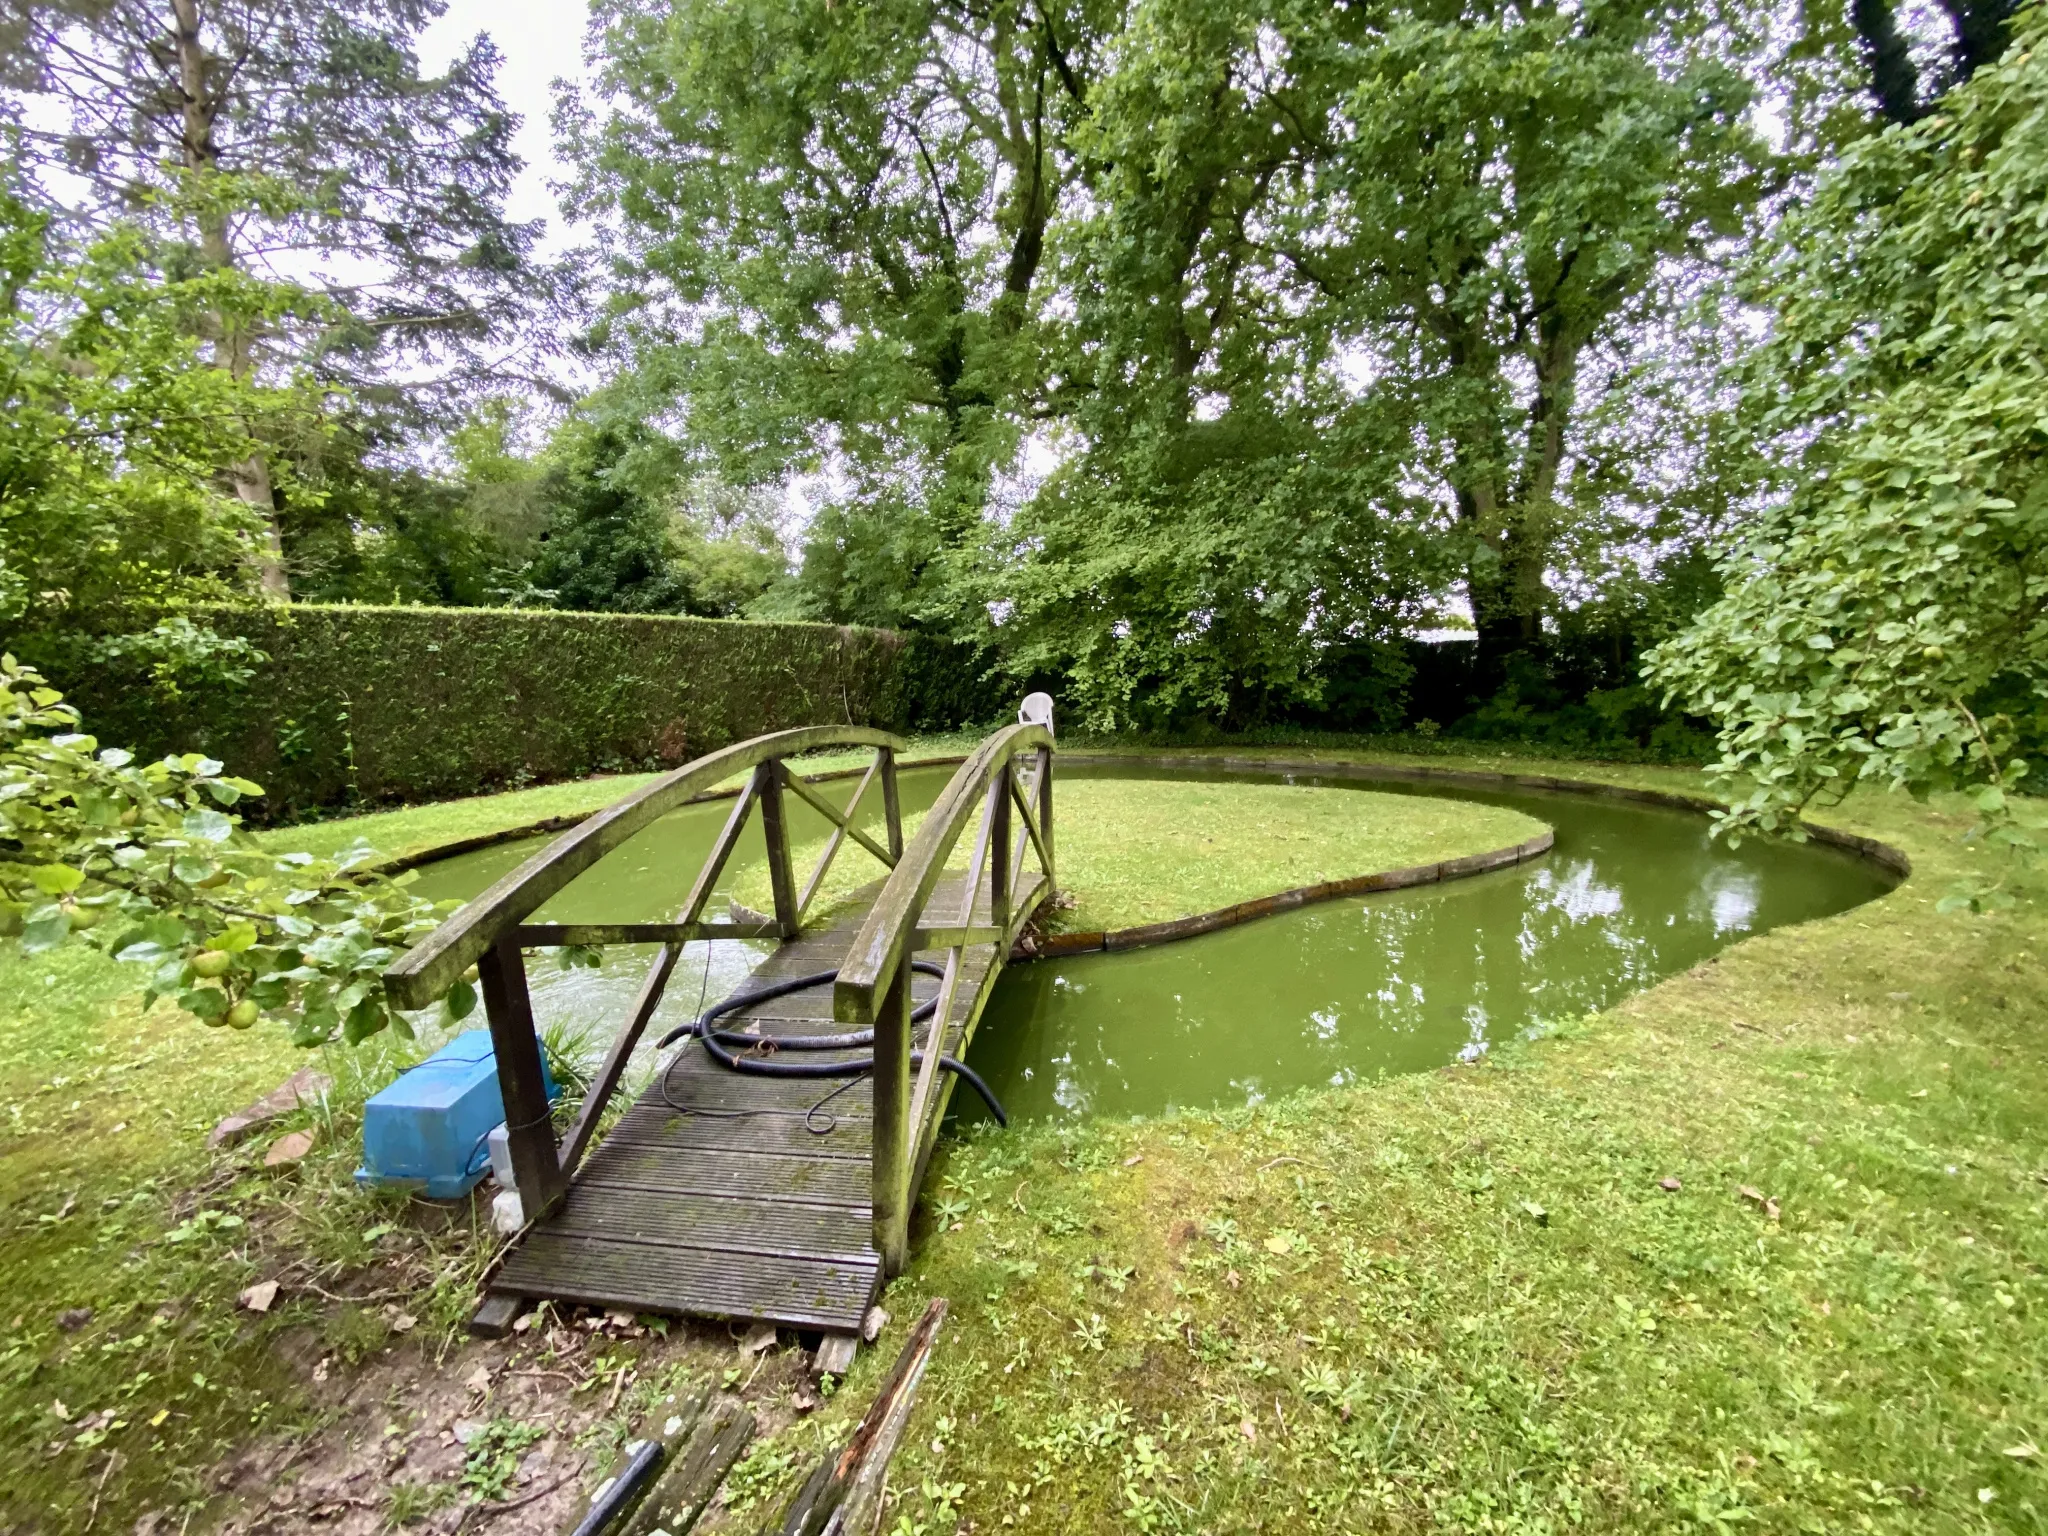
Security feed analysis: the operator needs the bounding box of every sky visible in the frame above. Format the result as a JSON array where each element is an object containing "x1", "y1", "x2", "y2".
[{"x1": 417, "y1": 0, "x2": 594, "y2": 254}]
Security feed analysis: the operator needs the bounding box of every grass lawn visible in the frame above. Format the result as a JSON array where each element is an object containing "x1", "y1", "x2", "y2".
[
  {"x1": 1, "y1": 742, "x2": 2042, "y2": 1532},
  {"x1": 1045, "y1": 778, "x2": 1545, "y2": 932},
  {"x1": 738, "y1": 776, "x2": 1547, "y2": 935}
]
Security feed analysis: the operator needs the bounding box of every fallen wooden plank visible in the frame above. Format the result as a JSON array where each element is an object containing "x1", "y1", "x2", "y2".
[
  {"x1": 619, "y1": 1397, "x2": 755, "y2": 1536},
  {"x1": 468, "y1": 1291, "x2": 525, "y2": 1339},
  {"x1": 772, "y1": 1297, "x2": 948, "y2": 1536}
]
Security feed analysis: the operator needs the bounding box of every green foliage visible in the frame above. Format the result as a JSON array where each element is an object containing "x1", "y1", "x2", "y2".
[
  {"x1": 0, "y1": 193, "x2": 311, "y2": 657},
  {"x1": 1650, "y1": 10, "x2": 2048, "y2": 897},
  {"x1": 0, "y1": 655, "x2": 458, "y2": 1043},
  {"x1": 571, "y1": 0, "x2": 1777, "y2": 720},
  {"x1": 460, "y1": 1419, "x2": 546, "y2": 1501},
  {"x1": 53, "y1": 602, "x2": 909, "y2": 817},
  {"x1": 3, "y1": 0, "x2": 556, "y2": 428}
]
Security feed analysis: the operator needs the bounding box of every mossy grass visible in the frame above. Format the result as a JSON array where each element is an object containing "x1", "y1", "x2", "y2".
[
  {"x1": 260, "y1": 733, "x2": 987, "y2": 867},
  {"x1": 734, "y1": 769, "x2": 1545, "y2": 933},
  {"x1": 1045, "y1": 778, "x2": 1545, "y2": 932},
  {"x1": 3, "y1": 739, "x2": 2043, "y2": 1531}
]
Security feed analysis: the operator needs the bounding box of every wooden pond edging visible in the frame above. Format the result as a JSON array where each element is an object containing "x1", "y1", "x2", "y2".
[
  {"x1": 1023, "y1": 827, "x2": 1556, "y2": 960},
  {"x1": 1054, "y1": 749, "x2": 1915, "y2": 874}
]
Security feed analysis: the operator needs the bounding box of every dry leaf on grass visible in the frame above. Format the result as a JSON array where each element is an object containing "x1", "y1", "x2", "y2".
[{"x1": 238, "y1": 1280, "x2": 279, "y2": 1314}]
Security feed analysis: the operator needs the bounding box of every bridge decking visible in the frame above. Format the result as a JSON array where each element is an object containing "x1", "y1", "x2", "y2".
[{"x1": 487, "y1": 872, "x2": 1039, "y2": 1332}]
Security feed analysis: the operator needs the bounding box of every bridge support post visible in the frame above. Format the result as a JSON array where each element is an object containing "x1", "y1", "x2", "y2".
[
  {"x1": 1037, "y1": 744, "x2": 1054, "y2": 887},
  {"x1": 755, "y1": 761, "x2": 801, "y2": 939},
  {"x1": 990, "y1": 761, "x2": 1012, "y2": 932},
  {"x1": 880, "y1": 747, "x2": 903, "y2": 862},
  {"x1": 870, "y1": 951, "x2": 914, "y2": 1275},
  {"x1": 477, "y1": 935, "x2": 565, "y2": 1215}
]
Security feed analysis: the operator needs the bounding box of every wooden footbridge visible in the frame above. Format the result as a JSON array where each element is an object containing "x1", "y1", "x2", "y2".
[{"x1": 382, "y1": 705, "x2": 1056, "y2": 1343}]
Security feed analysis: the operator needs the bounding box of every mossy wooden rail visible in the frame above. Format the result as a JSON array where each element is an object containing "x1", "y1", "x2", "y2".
[{"x1": 382, "y1": 711, "x2": 1056, "y2": 1338}]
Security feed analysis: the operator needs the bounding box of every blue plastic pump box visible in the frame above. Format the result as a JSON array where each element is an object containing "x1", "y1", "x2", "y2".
[{"x1": 355, "y1": 1030, "x2": 557, "y2": 1199}]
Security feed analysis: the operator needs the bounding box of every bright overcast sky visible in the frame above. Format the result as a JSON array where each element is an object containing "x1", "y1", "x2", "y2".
[{"x1": 418, "y1": 0, "x2": 594, "y2": 252}]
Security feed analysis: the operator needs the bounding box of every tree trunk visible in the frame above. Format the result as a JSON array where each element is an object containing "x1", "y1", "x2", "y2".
[{"x1": 172, "y1": 0, "x2": 290, "y2": 598}]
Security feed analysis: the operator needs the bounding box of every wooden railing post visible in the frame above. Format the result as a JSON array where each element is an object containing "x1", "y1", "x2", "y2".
[
  {"x1": 989, "y1": 758, "x2": 1012, "y2": 932},
  {"x1": 871, "y1": 952, "x2": 914, "y2": 1274},
  {"x1": 1037, "y1": 744, "x2": 1054, "y2": 887},
  {"x1": 880, "y1": 746, "x2": 903, "y2": 862},
  {"x1": 476, "y1": 935, "x2": 565, "y2": 1214},
  {"x1": 755, "y1": 760, "x2": 801, "y2": 939}
]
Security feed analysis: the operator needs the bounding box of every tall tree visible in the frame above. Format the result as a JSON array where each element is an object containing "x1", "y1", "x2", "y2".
[
  {"x1": 0, "y1": 190, "x2": 312, "y2": 683},
  {"x1": 0, "y1": 0, "x2": 556, "y2": 594},
  {"x1": 561, "y1": 0, "x2": 1114, "y2": 624},
  {"x1": 994, "y1": 0, "x2": 1771, "y2": 721}
]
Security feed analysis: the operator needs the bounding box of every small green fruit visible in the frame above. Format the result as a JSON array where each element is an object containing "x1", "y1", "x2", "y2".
[
  {"x1": 64, "y1": 903, "x2": 103, "y2": 931},
  {"x1": 190, "y1": 950, "x2": 233, "y2": 979},
  {"x1": 225, "y1": 999, "x2": 260, "y2": 1030}
]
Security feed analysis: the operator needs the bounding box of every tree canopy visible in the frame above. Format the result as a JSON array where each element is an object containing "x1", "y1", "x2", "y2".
[{"x1": 1650, "y1": 5, "x2": 2048, "y2": 892}]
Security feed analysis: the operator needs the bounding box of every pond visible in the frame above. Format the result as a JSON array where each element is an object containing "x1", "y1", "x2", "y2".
[{"x1": 407, "y1": 762, "x2": 1896, "y2": 1126}]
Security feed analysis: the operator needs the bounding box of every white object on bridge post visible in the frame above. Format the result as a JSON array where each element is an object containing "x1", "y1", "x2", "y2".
[{"x1": 1018, "y1": 692, "x2": 1055, "y2": 734}]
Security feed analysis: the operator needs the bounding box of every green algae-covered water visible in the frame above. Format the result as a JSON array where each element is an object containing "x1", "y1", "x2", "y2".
[{"x1": 409, "y1": 763, "x2": 1895, "y2": 1126}]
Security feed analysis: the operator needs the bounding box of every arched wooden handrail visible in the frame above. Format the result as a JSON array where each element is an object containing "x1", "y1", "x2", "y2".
[
  {"x1": 380, "y1": 724, "x2": 907, "y2": 1213},
  {"x1": 385, "y1": 724, "x2": 903, "y2": 1008},
  {"x1": 834, "y1": 718, "x2": 1056, "y2": 1270}
]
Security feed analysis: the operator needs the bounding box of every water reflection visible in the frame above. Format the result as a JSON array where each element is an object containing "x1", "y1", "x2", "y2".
[{"x1": 961, "y1": 768, "x2": 1895, "y2": 1124}]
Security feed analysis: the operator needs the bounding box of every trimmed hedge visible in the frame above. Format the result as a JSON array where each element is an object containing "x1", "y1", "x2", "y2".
[{"x1": 59, "y1": 604, "x2": 912, "y2": 819}]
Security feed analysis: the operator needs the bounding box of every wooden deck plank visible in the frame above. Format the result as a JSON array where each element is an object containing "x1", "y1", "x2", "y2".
[
  {"x1": 604, "y1": 1100, "x2": 875, "y2": 1153},
  {"x1": 572, "y1": 1141, "x2": 874, "y2": 1201},
  {"x1": 540, "y1": 1187, "x2": 871, "y2": 1257},
  {"x1": 495, "y1": 1233, "x2": 879, "y2": 1330}
]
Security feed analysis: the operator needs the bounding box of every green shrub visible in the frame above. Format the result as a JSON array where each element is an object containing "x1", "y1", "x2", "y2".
[{"x1": 50, "y1": 603, "x2": 909, "y2": 818}]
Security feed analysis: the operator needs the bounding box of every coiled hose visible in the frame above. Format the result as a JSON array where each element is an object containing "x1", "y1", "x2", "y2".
[{"x1": 655, "y1": 960, "x2": 1008, "y2": 1128}]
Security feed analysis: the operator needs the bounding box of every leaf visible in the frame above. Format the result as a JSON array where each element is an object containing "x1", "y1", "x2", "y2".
[
  {"x1": 28, "y1": 864, "x2": 83, "y2": 896},
  {"x1": 444, "y1": 977, "x2": 478, "y2": 1022},
  {"x1": 179, "y1": 987, "x2": 228, "y2": 1020},
  {"x1": 1520, "y1": 1201, "x2": 1549, "y2": 1226},
  {"x1": 181, "y1": 809, "x2": 234, "y2": 843},
  {"x1": 20, "y1": 907, "x2": 73, "y2": 952}
]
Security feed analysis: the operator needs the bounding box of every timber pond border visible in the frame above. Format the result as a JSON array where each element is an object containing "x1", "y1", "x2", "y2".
[
  {"x1": 374, "y1": 750, "x2": 1912, "y2": 952},
  {"x1": 1014, "y1": 751, "x2": 1911, "y2": 960}
]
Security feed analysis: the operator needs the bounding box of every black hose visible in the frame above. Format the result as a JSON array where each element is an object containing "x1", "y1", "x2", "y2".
[{"x1": 655, "y1": 960, "x2": 1009, "y2": 1126}]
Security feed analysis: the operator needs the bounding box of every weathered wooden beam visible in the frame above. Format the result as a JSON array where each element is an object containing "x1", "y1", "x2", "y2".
[
  {"x1": 476, "y1": 936, "x2": 564, "y2": 1215},
  {"x1": 989, "y1": 761, "x2": 1012, "y2": 936},
  {"x1": 833, "y1": 723, "x2": 1052, "y2": 1025},
  {"x1": 383, "y1": 724, "x2": 904, "y2": 1009},
  {"x1": 772, "y1": 1299, "x2": 949, "y2": 1536},
  {"x1": 784, "y1": 762, "x2": 896, "y2": 871},
  {"x1": 617, "y1": 1398, "x2": 755, "y2": 1536},
  {"x1": 468, "y1": 1291, "x2": 525, "y2": 1339},
  {"x1": 675, "y1": 770, "x2": 760, "y2": 930},
  {"x1": 558, "y1": 940, "x2": 682, "y2": 1181},
  {"x1": 870, "y1": 955, "x2": 914, "y2": 1275},
  {"x1": 1007, "y1": 765, "x2": 1050, "y2": 881},
  {"x1": 756, "y1": 761, "x2": 801, "y2": 941},
  {"x1": 509, "y1": 921, "x2": 779, "y2": 947},
  {"x1": 908, "y1": 924, "x2": 1001, "y2": 949},
  {"x1": 881, "y1": 747, "x2": 903, "y2": 862},
  {"x1": 795, "y1": 755, "x2": 889, "y2": 925},
  {"x1": 1036, "y1": 743, "x2": 1055, "y2": 887}
]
